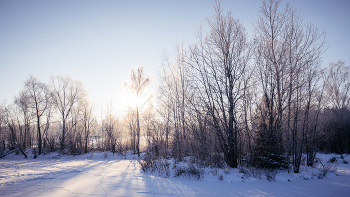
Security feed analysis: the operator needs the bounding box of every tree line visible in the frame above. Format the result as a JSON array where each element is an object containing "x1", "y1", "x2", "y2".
[
  {"x1": 154, "y1": 0, "x2": 350, "y2": 173},
  {"x1": 1, "y1": 0, "x2": 349, "y2": 173}
]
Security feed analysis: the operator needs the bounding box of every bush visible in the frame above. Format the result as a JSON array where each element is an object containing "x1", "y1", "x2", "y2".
[
  {"x1": 318, "y1": 162, "x2": 337, "y2": 179},
  {"x1": 173, "y1": 163, "x2": 203, "y2": 180},
  {"x1": 239, "y1": 167, "x2": 250, "y2": 180},
  {"x1": 265, "y1": 170, "x2": 276, "y2": 182},
  {"x1": 328, "y1": 157, "x2": 337, "y2": 163},
  {"x1": 103, "y1": 152, "x2": 108, "y2": 158},
  {"x1": 42, "y1": 148, "x2": 50, "y2": 155},
  {"x1": 139, "y1": 151, "x2": 170, "y2": 177},
  {"x1": 206, "y1": 153, "x2": 226, "y2": 169},
  {"x1": 210, "y1": 167, "x2": 219, "y2": 176},
  {"x1": 32, "y1": 149, "x2": 37, "y2": 159},
  {"x1": 239, "y1": 167, "x2": 277, "y2": 181},
  {"x1": 187, "y1": 164, "x2": 203, "y2": 180},
  {"x1": 224, "y1": 167, "x2": 230, "y2": 174},
  {"x1": 239, "y1": 167, "x2": 246, "y2": 174},
  {"x1": 239, "y1": 167, "x2": 264, "y2": 180},
  {"x1": 251, "y1": 153, "x2": 288, "y2": 169},
  {"x1": 173, "y1": 165, "x2": 186, "y2": 177},
  {"x1": 157, "y1": 160, "x2": 170, "y2": 177},
  {"x1": 139, "y1": 152, "x2": 155, "y2": 172},
  {"x1": 342, "y1": 160, "x2": 348, "y2": 164},
  {"x1": 313, "y1": 157, "x2": 321, "y2": 167}
]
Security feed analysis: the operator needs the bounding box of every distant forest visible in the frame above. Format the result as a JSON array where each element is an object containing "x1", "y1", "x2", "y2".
[{"x1": 1, "y1": 0, "x2": 349, "y2": 173}]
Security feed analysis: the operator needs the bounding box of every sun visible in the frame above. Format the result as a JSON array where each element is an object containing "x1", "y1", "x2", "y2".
[{"x1": 118, "y1": 87, "x2": 153, "y2": 111}]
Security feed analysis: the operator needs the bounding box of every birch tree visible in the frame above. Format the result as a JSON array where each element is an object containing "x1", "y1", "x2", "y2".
[
  {"x1": 24, "y1": 76, "x2": 52, "y2": 155},
  {"x1": 254, "y1": 0, "x2": 326, "y2": 172},
  {"x1": 124, "y1": 66, "x2": 151, "y2": 156},
  {"x1": 50, "y1": 76, "x2": 84, "y2": 152},
  {"x1": 188, "y1": 1, "x2": 252, "y2": 168}
]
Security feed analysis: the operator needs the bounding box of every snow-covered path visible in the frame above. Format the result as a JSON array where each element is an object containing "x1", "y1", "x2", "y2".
[{"x1": 1, "y1": 154, "x2": 350, "y2": 196}]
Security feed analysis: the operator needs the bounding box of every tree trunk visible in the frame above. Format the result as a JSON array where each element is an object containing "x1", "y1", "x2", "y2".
[
  {"x1": 136, "y1": 106, "x2": 140, "y2": 157},
  {"x1": 37, "y1": 115, "x2": 42, "y2": 155},
  {"x1": 61, "y1": 118, "x2": 65, "y2": 151}
]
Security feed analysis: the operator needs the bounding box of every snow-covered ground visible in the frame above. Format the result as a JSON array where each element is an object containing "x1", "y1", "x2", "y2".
[{"x1": 1, "y1": 151, "x2": 350, "y2": 197}]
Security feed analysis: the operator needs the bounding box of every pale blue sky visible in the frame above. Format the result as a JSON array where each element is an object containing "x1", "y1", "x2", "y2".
[{"x1": 1, "y1": 0, "x2": 349, "y2": 112}]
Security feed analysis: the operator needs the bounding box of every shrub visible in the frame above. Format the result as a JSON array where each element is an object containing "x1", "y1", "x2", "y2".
[
  {"x1": 139, "y1": 151, "x2": 170, "y2": 177},
  {"x1": 318, "y1": 162, "x2": 337, "y2": 179},
  {"x1": 328, "y1": 157, "x2": 337, "y2": 163},
  {"x1": 239, "y1": 167, "x2": 250, "y2": 180},
  {"x1": 239, "y1": 168, "x2": 245, "y2": 173},
  {"x1": 224, "y1": 168, "x2": 230, "y2": 174},
  {"x1": 32, "y1": 149, "x2": 37, "y2": 159},
  {"x1": 251, "y1": 169, "x2": 262, "y2": 179},
  {"x1": 239, "y1": 167, "x2": 277, "y2": 181},
  {"x1": 173, "y1": 163, "x2": 203, "y2": 180},
  {"x1": 251, "y1": 153, "x2": 288, "y2": 169},
  {"x1": 42, "y1": 148, "x2": 50, "y2": 155},
  {"x1": 139, "y1": 151, "x2": 157, "y2": 172},
  {"x1": 313, "y1": 157, "x2": 321, "y2": 167},
  {"x1": 210, "y1": 167, "x2": 219, "y2": 176},
  {"x1": 206, "y1": 153, "x2": 226, "y2": 169},
  {"x1": 173, "y1": 165, "x2": 186, "y2": 177},
  {"x1": 265, "y1": 170, "x2": 276, "y2": 182},
  {"x1": 156, "y1": 160, "x2": 170, "y2": 177},
  {"x1": 88, "y1": 153, "x2": 94, "y2": 159},
  {"x1": 103, "y1": 152, "x2": 108, "y2": 158},
  {"x1": 239, "y1": 167, "x2": 264, "y2": 180},
  {"x1": 301, "y1": 155, "x2": 306, "y2": 166},
  {"x1": 187, "y1": 164, "x2": 203, "y2": 180}
]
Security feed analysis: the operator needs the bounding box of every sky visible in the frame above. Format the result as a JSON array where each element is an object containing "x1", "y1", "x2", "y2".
[{"x1": 1, "y1": 0, "x2": 349, "y2": 114}]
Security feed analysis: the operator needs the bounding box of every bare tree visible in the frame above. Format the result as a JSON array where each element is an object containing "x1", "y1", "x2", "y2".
[
  {"x1": 158, "y1": 47, "x2": 190, "y2": 161},
  {"x1": 0, "y1": 104, "x2": 5, "y2": 155},
  {"x1": 157, "y1": 65, "x2": 174, "y2": 158},
  {"x1": 325, "y1": 60, "x2": 350, "y2": 110},
  {"x1": 125, "y1": 107, "x2": 137, "y2": 153},
  {"x1": 24, "y1": 76, "x2": 52, "y2": 155},
  {"x1": 3, "y1": 103, "x2": 28, "y2": 158},
  {"x1": 187, "y1": 1, "x2": 252, "y2": 168},
  {"x1": 14, "y1": 91, "x2": 34, "y2": 150},
  {"x1": 66, "y1": 100, "x2": 83, "y2": 154},
  {"x1": 101, "y1": 104, "x2": 121, "y2": 154},
  {"x1": 124, "y1": 66, "x2": 151, "y2": 156},
  {"x1": 321, "y1": 60, "x2": 350, "y2": 154},
  {"x1": 81, "y1": 100, "x2": 95, "y2": 153},
  {"x1": 50, "y1": 76, "x2": 84, "y2": 152},
  {"x1": 254, "y1": 0, "x2": 326, "y2": 172}
]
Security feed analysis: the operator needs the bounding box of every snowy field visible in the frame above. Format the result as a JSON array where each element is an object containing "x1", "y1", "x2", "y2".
[{"x1": 1, "y1": 151, "x2": 350, "y2": 197}]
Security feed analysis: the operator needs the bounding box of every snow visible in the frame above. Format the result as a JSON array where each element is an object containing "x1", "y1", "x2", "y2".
[{"x1": 1, "y1": 151, "x2": 350, "y2": 196}]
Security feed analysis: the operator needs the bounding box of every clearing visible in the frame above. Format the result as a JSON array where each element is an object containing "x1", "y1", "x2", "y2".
[{"x1": 1, "y1": 151, "x2": 350, "y2": 196}]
